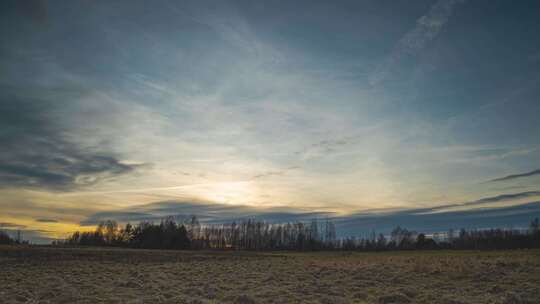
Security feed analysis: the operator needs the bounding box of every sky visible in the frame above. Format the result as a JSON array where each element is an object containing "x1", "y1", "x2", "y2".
[{"x1": 1, "y1": 0, "x2": 540, "y2": 243}]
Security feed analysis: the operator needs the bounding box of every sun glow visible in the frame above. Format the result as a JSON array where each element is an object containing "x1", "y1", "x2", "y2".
[{"x1": 196, "y1": 181, "x2": 257, "y2": 205}]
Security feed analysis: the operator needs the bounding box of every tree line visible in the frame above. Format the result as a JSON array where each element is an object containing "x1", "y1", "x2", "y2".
[
  {"x1": 0, "y1": 230, "x2": 28, "y2": 245},
  {"x1": 339, "y1": 219, "x2": 540, "y2": 251},
  {"x1": 60, "y1": 216, "x2": 540, "y2": 251},
  {"x1": 0, "y1": 231, "x2": 15, "y2": 245},
  {"x1": 61, "y1": 216, "x2": 337, "y2": 250}
]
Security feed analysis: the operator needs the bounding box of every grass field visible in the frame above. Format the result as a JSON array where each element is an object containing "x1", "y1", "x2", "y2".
[{"x1": 1, "y1": 246, "x2": 539, "y2": 303}]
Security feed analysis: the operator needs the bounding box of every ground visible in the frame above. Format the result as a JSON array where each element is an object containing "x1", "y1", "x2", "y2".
[{"x1": 0, "y1": 246, "x2": 539, "y2": 304}]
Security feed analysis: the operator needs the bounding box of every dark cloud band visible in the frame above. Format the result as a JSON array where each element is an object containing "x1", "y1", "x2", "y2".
[
  {"x1": 35, "y1": 218, "x2": 59, "y2": 223},
  {"x1": 0, "y1": 86, "x2": 139, "y2": 189},
  {"x1": 489, "y1": 169, "x2": 540, "y2": 183},
  {"x1": 81, "y1": 200, "x2": 333, "y2": 226}
]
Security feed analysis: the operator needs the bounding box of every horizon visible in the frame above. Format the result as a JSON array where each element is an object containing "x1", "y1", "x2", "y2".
[
  {"x1": 1, "y1": 0, "x2": 540, "y2": 244},
  {"x1": 3, "y1": 200, "x2": 540, "y2": 244}
]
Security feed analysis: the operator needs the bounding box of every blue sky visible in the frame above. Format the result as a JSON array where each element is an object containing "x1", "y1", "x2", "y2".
[{"x1": 1, "y1": 0, "x2": 540, "y2": 242}]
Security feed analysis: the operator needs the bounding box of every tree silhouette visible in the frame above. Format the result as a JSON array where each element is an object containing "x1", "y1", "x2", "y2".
[
  {"x1": 61, "y1": 217, "x2": 540, "y2": 251},
  {"x1": 0, "y1": 230, "x2": 14, "y2": 245}
]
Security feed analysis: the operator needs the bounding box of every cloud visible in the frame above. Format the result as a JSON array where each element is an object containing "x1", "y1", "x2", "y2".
[
  {"x1": 333, "y1": 191, "x2": 540, "y2": 237},
  {"x1": 81, "y1": 211, "x2": 155, "y2": 226},
  {"x1": 400, "y1": 0, "x2": 465, "y2": 52},
  {"x1": 35, "y1": 218, "x2": 59, "y2": 223},
  {"x1": 369, "y1": 0, "x2": 466, "y2": 86},
  {"x1": 489, "y1": 169, "x2": 540, "y2": 183},
  {"x1": 179, "y1": 1, "x2": 281, "y2": 64},
  {"x1": 251, "y1": 171, "x2": 286, "y2": 180},
  {"x1": 81, "y1": 200, "x2": 333, "y2": 226},
  {"x1": 0, "y1": 156, "x2": 137, "y2": 190},
  {"x1": 294, "y1": 136, "x2": 357, "y2": 161},
  {"x1": 0, "y1": 222, "x2": 26, "y2": 229},
  {"x1": 425, "y1": 191, "x2": 540, "y2": 213},
  {"x1": 337, "y1": 201, "x2": 540, "y2": 237},
  {"x1": 464, "y1": 191, "x2": 540, "y2": 205},
  {"x1": 0, "y1": 86, "x2": 140, "y2": 190},
  {"x1": 251, "y1": 166, "x2": 300, "y2": 180}
]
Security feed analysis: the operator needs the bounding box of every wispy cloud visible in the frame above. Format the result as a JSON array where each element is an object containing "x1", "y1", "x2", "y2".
[
  {"x1": 489, "y1": 169, "x2": 540, "y2": 183},
  {"x1": 250, "y1": 166, "x2": 300, "y2": 180},
  {"x1": 295, "y1": 138, "x2": 351, "y2": 160},
  {"x1": 369, "y1": 0, "x2": 466, "y2": 86}
]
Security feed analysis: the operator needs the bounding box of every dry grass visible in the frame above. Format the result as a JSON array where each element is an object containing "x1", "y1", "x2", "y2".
[{"x1": 1, "y1": 246, "x2": 539, "y2": 303}]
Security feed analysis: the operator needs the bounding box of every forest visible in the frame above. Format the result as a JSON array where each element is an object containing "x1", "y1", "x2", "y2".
[{"x1": 55, "y1": 216, "x2": 540, "y2": 251}]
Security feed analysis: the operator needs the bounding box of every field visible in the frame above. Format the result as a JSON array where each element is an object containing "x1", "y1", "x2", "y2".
[{"x1": 1, "y1": 246, "x2": 539, "y2": 304}]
